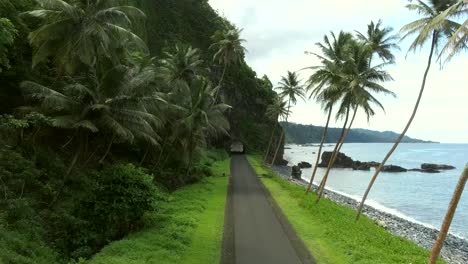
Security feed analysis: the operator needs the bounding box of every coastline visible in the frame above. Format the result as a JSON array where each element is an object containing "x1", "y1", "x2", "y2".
[{"x1": 272, "y1": 165, "x2": 468, "y2": 264}]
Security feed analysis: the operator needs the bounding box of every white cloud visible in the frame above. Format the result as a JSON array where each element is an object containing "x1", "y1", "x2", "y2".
[{"x1": 209, "y1": 0, "x2": 468, "y2": 143}]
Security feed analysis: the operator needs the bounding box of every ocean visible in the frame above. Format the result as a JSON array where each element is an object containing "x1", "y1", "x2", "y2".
[{"x1": 283, "y1": 143, "x2": 468, "y2": 239}]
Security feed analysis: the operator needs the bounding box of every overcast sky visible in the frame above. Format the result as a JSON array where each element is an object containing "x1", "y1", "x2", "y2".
[{"x1": 208, "y1": 0, "x2": 468, "y2": 143}]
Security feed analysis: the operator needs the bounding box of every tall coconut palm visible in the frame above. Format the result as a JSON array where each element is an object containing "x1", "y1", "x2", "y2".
[
  {"x1": 433, "y1": 0, "x2": 468, "y2": 62},
  {"x1": 316, "y1": 40, "x2": 394, "y2": 203},
  {"x1": 209, "y1": 25, "x2": 247, "y2": 98},
  {"x1": 270, "y1": 71, "x2": 306, "y2": 166},
  {"x1": 303, "y1": 31, "x2": 354, "y2": 193},
  {"x1": 264, "y1": 96, "x2": 289, "y2": 163},
  {"x1": 356, "y1": 19, "x2": 400, "y2": 65},
  {"x1": 173, "y1": 77, "x2": 231, "y2": 174},
  {"x1": 428, "y1": 164, "x2": 468, "y2": 264},
  {"x1": 357, "y1": 0, "x2": 464, "y2": 220},
  {"x1": 159, "y1": 44, "x2": 204, "y2": 84},
  {"x1": 24, "y1": 0, "x2": 147, "y2": 74}
]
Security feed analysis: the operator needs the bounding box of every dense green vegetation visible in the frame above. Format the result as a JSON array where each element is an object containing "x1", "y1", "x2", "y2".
[
  {"x1": 247, "y1": 155, "x2": 446, "y2": 264},
  {"x1": 282, "y1": 122, "x2": 434, "y2": 144},
  {"x1": 89, "y1": 152, "x2": 229, "y2": 264},
  {"x1": 0, "y1": 0, "x2": 278, "y2": 263}
]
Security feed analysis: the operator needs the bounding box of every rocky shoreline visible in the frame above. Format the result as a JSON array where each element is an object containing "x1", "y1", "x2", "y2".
[{"x1": 272, "y1": 165, "x2": 468, "y2": 264}]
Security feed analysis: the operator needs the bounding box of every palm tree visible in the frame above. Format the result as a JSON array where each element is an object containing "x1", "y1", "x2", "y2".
[
  {"x1": 159, "y1": 44, "x2": 204, "y2": 84},
  {"x1": 24, "y1": 0, "x2": 147, "y2": 73},
  {"x1": 433, "y1": 0, "x2": 468, "y2": 62},
  {"x1": 210, "y1": 24, "x2": 247, "y2": 98},
  {"x1": 428, "y1": 164, "x2": 468, "y2": 264},
  {"x1": 356, "y1": 0, "x2": 464, "y2": 220},
  {"x1": 264, "y1": 96, "x2": 289, "y2": 163},
  {"x1": 356, "y1": 19, "x2": 400, "y2": 65},
  {"x1": 173, "y1": 77, "x2": 231, "y2": 174},
  {"x1": 270, "y1": 71, "x2": 306, "y2": 166},
  {"x1": 316, "y1": 40, "x2": 395, "y2": 203},
  {"x1": 303, "y1": 31, "x2": 354, "y2": 193},
  {"x1": 21, "y1": 64, "x2": 162, "y2": 173}
]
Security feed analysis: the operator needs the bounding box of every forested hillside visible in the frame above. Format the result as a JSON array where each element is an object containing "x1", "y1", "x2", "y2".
[
  {"x1": 0, "y1": 0, "x2": 280, "y2": 262},
  {"x1": 135, "y1": 0, "x2": 280, "y2": 150},
  {"x1": 283, "y1": 122, "x2": 435, "y2": 144}
]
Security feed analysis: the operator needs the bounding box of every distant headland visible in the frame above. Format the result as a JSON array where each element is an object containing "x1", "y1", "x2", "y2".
[{"x1": 282, "y1": 122, "x2": 437, "y2": 144}]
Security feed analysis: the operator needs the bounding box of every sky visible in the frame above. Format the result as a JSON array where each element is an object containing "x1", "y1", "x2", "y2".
[{"x1": 208, "y1": 0, "x2": 468, "y2": 143}]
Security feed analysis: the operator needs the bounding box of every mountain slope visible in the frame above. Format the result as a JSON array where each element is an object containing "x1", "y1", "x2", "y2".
[{"x1": 283, "y1": 122, "x2": 436, "y2": 144}]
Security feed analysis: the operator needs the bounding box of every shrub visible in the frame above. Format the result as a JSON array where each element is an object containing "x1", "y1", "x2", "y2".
[
  {"x1": 0, "y1": 221, "x2": 59, "y2": 264},
  {"x1": 51, "y1": 164, "x2": 161, "y2": 259}
]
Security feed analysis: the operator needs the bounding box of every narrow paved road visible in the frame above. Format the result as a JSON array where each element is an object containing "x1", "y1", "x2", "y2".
[{"x1": 226, "y1": 154, "x2": 312, "y2": 264}]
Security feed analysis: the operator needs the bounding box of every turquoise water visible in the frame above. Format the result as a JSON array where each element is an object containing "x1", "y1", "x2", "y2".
[{"x1": 284, "y1": 143, "x2": 468, "y2": 239}]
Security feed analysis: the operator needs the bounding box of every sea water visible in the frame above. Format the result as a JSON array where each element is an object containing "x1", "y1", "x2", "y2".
[{"x1": 283, "y1": 143, "x2": 468, "y2": 239}]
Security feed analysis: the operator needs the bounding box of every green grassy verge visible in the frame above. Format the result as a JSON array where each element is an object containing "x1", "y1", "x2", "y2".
[
  {"x1": 247, "y1": 155, "x2": 445, "y2": 264},
  {"x1": 88, "y1": 152, "x2": 230, "y2": 264}
]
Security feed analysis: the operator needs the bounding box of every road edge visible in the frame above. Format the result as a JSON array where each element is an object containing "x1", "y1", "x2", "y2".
[
  {"x1": 220, "y1": 162, "x2": 235, "y2": 264},
  {"x1": 248, "y1": 159, "x2": 316, "y2": 264}
]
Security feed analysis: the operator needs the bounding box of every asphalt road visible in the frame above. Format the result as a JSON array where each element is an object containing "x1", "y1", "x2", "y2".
[{"x1": 225, "y1": 154, "x2": 314, "y2": 264}]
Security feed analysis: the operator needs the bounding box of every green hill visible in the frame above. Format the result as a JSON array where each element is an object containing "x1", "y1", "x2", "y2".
[{"x1": 282, "y1": 122, "x2": 436, "y2": 144}]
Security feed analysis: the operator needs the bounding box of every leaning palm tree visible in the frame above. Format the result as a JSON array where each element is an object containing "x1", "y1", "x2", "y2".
[
  {"x1": 356, "y1": 19, "x2": 400, "y2": 65},
  {"x1": 159, "y1": 44, "x2": 204, "y2": 84},
  {"x1": 428, "y1": 164, "x2": 468, "y2": 264},
  {"x1": 270, "y1": 71, "x2": 306, "y2": 166},
  {"x1": 24, "y1": 0, "x2": 147, "y2": 73},
  {"x1": 357, "y1": 0, "x2": 464, "y2": 220},
  {"x1": 316, "y1": 41, "x2": 395, "y2": 203},
  {"x1": 264, "y1": 96, "x2": 289, "y2": 163},
  {"x1": 209, "y1": 24, "x2": 247, "y2": 98},
  {"x1": 433, "y1": 0, "x2": 468, "y2": 62},
  {"x1": 303, "y1": 31, "x2": 354, "y2": 193}
]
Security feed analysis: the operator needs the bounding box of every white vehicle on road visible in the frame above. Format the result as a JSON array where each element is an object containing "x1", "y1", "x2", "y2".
[{"x1": 230, "y1": 141, "x2": 244, "y2": 154}]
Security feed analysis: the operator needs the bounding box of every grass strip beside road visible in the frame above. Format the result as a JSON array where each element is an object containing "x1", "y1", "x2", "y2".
[
  {"x1": 89, "y1": 153, "x2": 229, "y2": 264},
  {"x1": 247, "y1": 155, "x2": 445, "y2": 264}
]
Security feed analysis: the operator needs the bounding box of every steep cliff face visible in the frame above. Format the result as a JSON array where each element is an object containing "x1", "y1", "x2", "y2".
[{"x1": 138, "y1": 0, "x2": 282, "y2": 153}]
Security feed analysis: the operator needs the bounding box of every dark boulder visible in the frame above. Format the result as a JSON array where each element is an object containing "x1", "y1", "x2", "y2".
[
  {"x1": 353, "y1": 161, "x2": 371, "y2": 171},
  {"x1": 318, "y1": 151, "x2": 354, "y2": 168},
  {"x1": 298, "y1": 161, "x2": 312, "y2": 169},
  {"x1": 382, "y1": 165, "x2": 407, "y2": 172},
  {"x1": 409, "y1": 168, "x2": 441, "y2": 173},
  {"x1": 421, "y1": 163, "x2": 455, "y2": 170},
  {"x1": 291, "y1": 165, "x2": 302, "y2": 179},
  {"x1": 366, "y1": 161, "x2": 381, "y2": 168}
]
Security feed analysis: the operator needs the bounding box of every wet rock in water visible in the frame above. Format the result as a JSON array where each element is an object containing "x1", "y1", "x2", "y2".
[
  {"x1": 382, "y1": 165, "x2": 407, "y2": 172},
  {"x1": 409, "y1": 168, "x2": 441, "y2": 173},
  {"x1": 353, "y1": 161, "x2": 371, "y2": 171},
  {"x1": 298, "y1": 161, "x2": 312, "y2": 168},
  {"x1": 366, "y1": 161, "x2": 381, "y2": 167},
  {"x1": 421, "y1": 163, "x2": 456, "y2": 170},
  {"x1": 291, "y1": 165, "x2": 302, "y2": 179},
  {"x1": 318, "y1": 151, "x2": 354, "y2": 168}
]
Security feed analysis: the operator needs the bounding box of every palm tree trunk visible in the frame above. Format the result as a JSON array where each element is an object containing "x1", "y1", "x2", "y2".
[
  {"x1": 428, "y1": 164, "x2": 468, "y2": 264},
  {"x1": 264, "y1": 122, "x2": 278, "y2": 163},
  {"x1": 306, "y1": 107, "x2": 332, "y2": 194},
  {"x1": 139, "y1": 146, "x2": 150, "y2": 166},
  {"x1": 99, "y1": 134, "x2": 116, "y2": 164},
  {"x1": 316, "y1": 106, "x2": 351, "y2": 202},
  {"x1": 338, "y1": 107, "x2": 357, "y2": 151},
  {"x1": 215, "y1": 62, "x2": 228, "y2": 100},
  {"x1": 271, "y1": 100, "x2": 291, "y2": 166},
  {"x1": 356, "y1": 32, "x2": 437, "y2": 221},
  {"x1": 65, "y1": 131, "x2": 84, "y2": 176}
]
